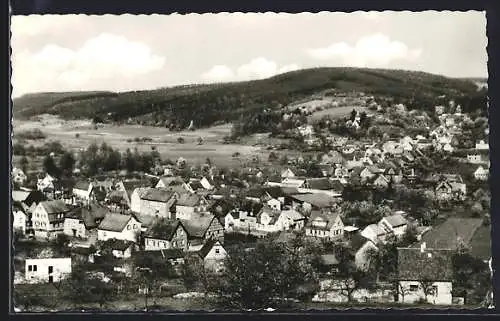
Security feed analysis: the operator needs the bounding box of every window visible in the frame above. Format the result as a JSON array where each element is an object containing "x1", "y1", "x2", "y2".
[
  {"x1": 127, "y1": 225, "x2": 131, "y2": 230},
  {"x1": 409, "y1": 284, "x2": 418, "y2": 292},
  {"x1": 133, "y1": 224, "x2": 137, "y2": 229},
  {"x1": 215, "y1": 248, "x2": 220, "y2": 254},
  {"x1": 28, "y1": 265, "x2": 32, "y2": 272},
  {"x1": 33, "y1": 265, "x2": 37, "y2": 272},
  {"x1": 432, "y1": 285, "x2": 438, "y2": 295}
]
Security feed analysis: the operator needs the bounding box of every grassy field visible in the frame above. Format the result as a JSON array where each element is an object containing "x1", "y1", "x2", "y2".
[
  {"x1": 12, "y1": 115, "x2": 270, "y2": 167},
  {"x1": 308, "y1": 106, "x2": 368, "y2": 121}
]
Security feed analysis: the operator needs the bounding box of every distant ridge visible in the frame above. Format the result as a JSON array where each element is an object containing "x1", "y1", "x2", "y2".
[{"x1": 13, "y1": 67, "x2": 481, "y2": 129}]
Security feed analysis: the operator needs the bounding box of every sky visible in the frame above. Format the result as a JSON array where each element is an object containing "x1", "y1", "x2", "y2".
[{"x1": 10, "y1": 11, "x2": 487, "y2": 98}]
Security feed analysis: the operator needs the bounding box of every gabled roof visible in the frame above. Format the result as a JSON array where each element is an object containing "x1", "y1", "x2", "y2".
[
  {"x1": 176, "y1": 193, "x2": 203, "y2": 207},
  {"x1": 349, "y1": 232, "x2": 372, "y2": 253},
  {"x1": 141, "y1": 188, "x2": 176, "y2": 203},
  {"x1": 381, "y1": 214, "x2": 408, "y2": 228},
  {"x1": 397, "y1": 248, "x2": 454, "y2": 281},
  {"x1": 304, "y1": 178, "x2": 338, "y2": 190},
  {"x1": 180, "y1": 212, "x2": 217, "y2": 238},
  {"x1": 363, "y1": 224, "x2": 386, "y2": 237},
  {"x1": 12, "y1": 190, "x2": 30, "y2": 203},
  {"x1": 121, "y1": 179, "x2": 151, "y2": 198},
  {"x1": 157, "y1": 176, "x2": 185, "y2": 187},
  {"x1": 305, "y1": 210, "x2": 340, "y2": 230},
  {"x1": 98, "y1": 213, "x2": 133, "y2": 232},
  {"x1": 412, "y1": 218, "x2": 483, "y2": 250},
  {"x1": 197, "y1": 239, "x2": 222, "y2": 259},
  {"x1": 40, "y1": 200, "x2": 69, "y2": 214},
  {"x1": 145, "y1": 219, "x2": 183, "y2": 240},
  {"x1": 289, "y1": 193, "x2": 336, "y2": 209},
  {"x1": 66, "y1": 205, "x2": 108, "y2": 229}
]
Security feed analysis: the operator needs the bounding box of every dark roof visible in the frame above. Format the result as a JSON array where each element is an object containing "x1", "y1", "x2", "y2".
[
  {"x1": 180, "y1": 213, "x2": 217, "y2": 238},
  {"x1": 141, "y1": 188, "x2": 176, "y2": 203},
  {"x1": 121, "y1": 179, "x2": 151, "y2": 198},
  {"x1": 145, "y1": 219, "x2": 183, "y2": 240},
  {"x1": 102, "y1": 238, "x2": 134, "y2": 251},
  {"x1": 304, "y1": 178, "x2": 338, "y2": 190},
  {"x1": 306, "y1": 210, "x2": 340, "y2": 230},
  {"x1": 74, "y1": 180, "x2": 91, "y2": 191},
  {"x1": 133, "y1": 249, "x2": 185, "y2": 262},
  {"x1": 98, "y1": 213, "x2": 133, "y2": 232},
  {"x1": 176, "y1": 194, "x2": 203, "y2": 207},
  {"x1": 412, "y1": 218, "x2": 483, "y2": 250},
  {"x1": 349, "y1": 232, "x2": 371, "y2": 253},
  {"x1": 290, "y1": 193, "x2": 336, "y2": 209},
  {"x1": 66, "y1": 205, "x2": 109, "y2": 229},
  {"x1": 397, "y1": 248, "x2": 454, "y2": 281},
  {"x1": 382, "y1": 214, "x2": 408, "y2": 228},
  {"x1": 23, "y1": 190, "x2": 47, "y2": 207},
  {"x1": 71, "y1": 246, "x2": 95, "y2": 256},
  {"x1": 197, "y1": 239, "x2": 219, "y2": 259},
  {"x1": 189, "y1": 180, "x2": 204, "y2": 190},
  {"x1": 40, "y1": 200, "x2": 69, "y2": 214}
]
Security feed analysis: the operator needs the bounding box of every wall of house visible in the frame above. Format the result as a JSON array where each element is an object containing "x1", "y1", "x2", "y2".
[
  {"x1": 140, "y1": 199, "x2": 173, "y2": 218},
  {"x1": 205, "y1": 218, "x2": 225, "y2": 242},
  {"x1": 176, "y1": 205, "x2": 195, "y2": 220},
  {"x1": 355, "y1": 242, "x2": 377, "y2": 271},
  {"x1": 63, "y1": 218, "x2": 87, "y2": 238},
  {"x1": 97, "y1": 218, "x2": 141, "y2": 243},
  {"x1": 130, "y1": 190, "x2": 142, "y2": 213},
  {"x1": 73, "y1": 187, "x2": 91, "y2": 201},
  {"x1": 25, "y1": 258, "x2": 72, "y2": 284},
  {"x1": 112, "y1": 247, "x2": 132, "y2": 259},
  {"x1": 398, "y1": 280, "x2": 453, "y2": 305},
  {"x1": 204, "y1": 243, "x2": 228, "y2": 273},
  {"x1": 32, "y1": 205, "x2": 50, "y2": 239},
  {"x1": 13, "y1": 211, "x2": 26, "y2": 235}
]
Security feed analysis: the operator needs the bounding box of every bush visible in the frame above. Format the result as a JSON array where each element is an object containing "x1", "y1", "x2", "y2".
[
  {"x1": 16, "y1": 129, "x2": 47, "y2": 140},
  {"x1": 75, "y1": 133, "x2": 80, "y2": 138},
  {"x1": 177, "y1": 137, "x2": 185, "y2": 144}
]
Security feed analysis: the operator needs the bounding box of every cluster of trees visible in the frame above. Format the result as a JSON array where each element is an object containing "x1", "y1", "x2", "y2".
[{"x1": 16, "y1": 129, "x2": 47, "y2": 140}]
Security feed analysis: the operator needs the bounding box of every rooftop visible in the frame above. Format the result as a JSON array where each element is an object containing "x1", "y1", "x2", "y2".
[
  {"x1": 397, "y1": 247, "x2": 454, "y2": 281},
  {"x1": 98, "y1": 213, "x2": 133, "y2": 232}
]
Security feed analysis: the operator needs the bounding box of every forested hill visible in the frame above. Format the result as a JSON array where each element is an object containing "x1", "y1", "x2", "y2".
[{"x1": 13, "y1": 67, "x2": 483, "y2": 129}]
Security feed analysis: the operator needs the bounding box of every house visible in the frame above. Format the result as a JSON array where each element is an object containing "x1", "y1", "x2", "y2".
[
  {"x1": 194, "y1": 239, "x2": 228, "y2": 273},
  {"x1": 255, "y1": 206, "x2": 306, "y2": 233},
  {"x1": 349, "y1": 233, "x2": 378, "y2": 271},
  {"x1": 361, "y1": 224, "x2": 387, "y2": 244},
  {"x1": 397, "y1": 244, "x2": 454, "y2": 305},
  {"x1": 13, "y1": 202, "x2": 28, "y2": 235},
  {"x1": 115, "y1": 179, "x2": 152, "y2": 208},
  {"x1": 435, "y1": 105, "x2": 446, "y2": 115},
  {"x1": 305, "y1": 210, "x2": 344, "y2": 240},
  {"x1": 412, "y1": 218, "x2": 485, "y2": 257},
  {"x1": 100, "y1": 239, "x2": 135, "y2": 259},
  {"x1": 132, "y1": 249, "x2": 186, "y2": 275},
  {"x1": 382, "y1": 141, "x2": 403, "y2": 155},
  {"x1": 12, "y1": 167, "x2": 27, "y2": 186},
  {"x1": 25, "y1": 257, "x2": 72, "y2": 284},
  {"x1": 435, "y1": 180, "x2": 467, "y2": 201},
  {"x1": 378, "y1": 214, "x2": 408, "y2": 239},
  {"x1": 144, "y1": 219, "x2": 189, "y2": 251},
  {"x1": 180, "y1": 212, "x2": 225, "y2": 246},
  {"x1": 71, "y1": 246, "x2": 96, "y2": 264},
  {"x1": 371, "y1": 174, "x2": 390, "y2": 189},
  {"x1": 155, "y1": 176, "x2": 191, "y2": 191},
  {"x1": 37, "y1": 174, "x2": 56, "y2": 192},
  {"x1": 31, "y1": 200, "x2": 70, "y2": 240},
  {"x1": 175, "y1": 194, "x2": 209, "y2": 220},
  {"x1": 299, "y1": 178, "x2": 344, "y2": 197},
  {"x1": 321, "y1": 151, "x2": 345, "y2": 166},
  {"x1": 72, "y1": 180, "x2": 95, "y2": 204},
  {"x1": 281, "y1": 168, "x2": 296, "y2": 179},
  {"x1": 63, "y1": 205, "x2": 108, "y2": 239},
  {"x1": 97, "y1": 213, "x2": 142, "y2": 243},
  {"x1": 475, "y1": 140, "x2": 489, "y2": 151},
  {"x1": 473, "y1": 166, "x2": 489, "y2": 181},
  {"x1": 134, "y1": 188, "x2": 177, "y2": 218}
]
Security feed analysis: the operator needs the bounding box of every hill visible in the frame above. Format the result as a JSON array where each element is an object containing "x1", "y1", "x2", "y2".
[{"x1": 13, "y1": 67, "x2": 481, "y2": 130}]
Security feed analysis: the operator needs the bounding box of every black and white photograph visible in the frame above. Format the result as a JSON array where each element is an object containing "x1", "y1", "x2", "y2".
[{"x1": 10, "y1": 11, "x2": 492, "y2": 312}]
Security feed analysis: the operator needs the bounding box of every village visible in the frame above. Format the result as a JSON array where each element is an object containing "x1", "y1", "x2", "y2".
[{"x1": 11, "y1": 94, "x2": 493, "y2": 311}]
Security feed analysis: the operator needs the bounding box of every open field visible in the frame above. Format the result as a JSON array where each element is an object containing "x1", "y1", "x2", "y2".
[
  {"x1": 308, "y1": 106, "x2": 368, "y2": 121},
  {"x1": 13, "y1": 115, "x2": 270, "y2": 167}
]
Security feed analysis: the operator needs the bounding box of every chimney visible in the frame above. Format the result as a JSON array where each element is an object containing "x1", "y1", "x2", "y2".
[{"x1": 420, "y1": 242, "x2": 426, "y2": 253}]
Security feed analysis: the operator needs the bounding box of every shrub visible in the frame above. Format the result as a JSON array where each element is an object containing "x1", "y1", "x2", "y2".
[
  {"x1": 75, "y1": 133, "x2": 80, "y2": 138},
  {"x1": 16, "y1": 129, "x2": 46, "y2": 140}
]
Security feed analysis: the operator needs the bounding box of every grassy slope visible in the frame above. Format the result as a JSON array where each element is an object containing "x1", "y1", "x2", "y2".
[{"x1": 13, "y1": 67, "x2": 479, "y2": 128}]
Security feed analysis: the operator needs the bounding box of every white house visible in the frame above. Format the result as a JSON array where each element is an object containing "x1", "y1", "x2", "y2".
[
  {"x1": 397, "y1": 244, "x2": 454, "y2": 305},
  {"x1": 361, "y1": 224, "x2": 387, "y2": 244},
  {"x1": 475, "y1": 140, "x2": 489, "y2": 151},
  {"x1": 175, "y1": 194, "x2": 209, "y2": 220},
  {"x1": 13, "y1": 203, "x2": 27, "y2": 235},
  {"x1": 132, "y1": 188, "x2": 177, "y2": 218},
  {"x1": 351, "y1": 234, "x2": 379, "y2": 271},
  {"x1": 31, "y1": 200, "x2": 70, "y2": 240},
  {"x1": 281, "y1": 168, "x2": 296, "y2": 179},
  {"x1": 37, "y1": 174, "x2": 56, "y2": 192},
  {"x1": 144, "y1": 219, "x2": 189, "y2": 251},
  {"x1": 378, "y1": 214, "x2": 408, "y2": 239},
  {"x1": 72, "y1": 181, "x2": 94, "y2": 204},
  {"x1": 97, "y1": 213, "x2": 142, "y2": 243},
  {"x1": 12, "y1": 167, "x2": 27, "y2": 186},
  {"x1": 25, "y1": 257, "x2": 72, "y2": 284},
  {"x1": 196, "y1": 239, "x2": 228, "y2": 274},
  {"x1": 199, "y1": 177, "x2": 214, "y2": 190},
  {"x1": 474, "y1": 166, "x2": 489, "y2": 181},
  {"x1": 305, "y1": 211, "x2": 344, "y2": 240}
]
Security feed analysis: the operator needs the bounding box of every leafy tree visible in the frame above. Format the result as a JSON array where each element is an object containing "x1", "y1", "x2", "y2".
[
  {"x1": 64, "y1": 268, "x2": 117, "y2": 309},
  {"x1": 20, "y1": 156, "x2": 29, "y2": 175},
  {"x1": 177, "y1": 137, "x2": 185, "y2": 144},
  {"x1": 350, "y1": 109, "x2": 357, "y2": 122},
  {"x1": 59, "y1": 152, "x2": 76, "y2": 176},
  {"x1": 43, "y1": 155, "x2": 61, "y2": 178},
  {"x1": 268, "y1": 151, "x2": 278, "y2": 163}
]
